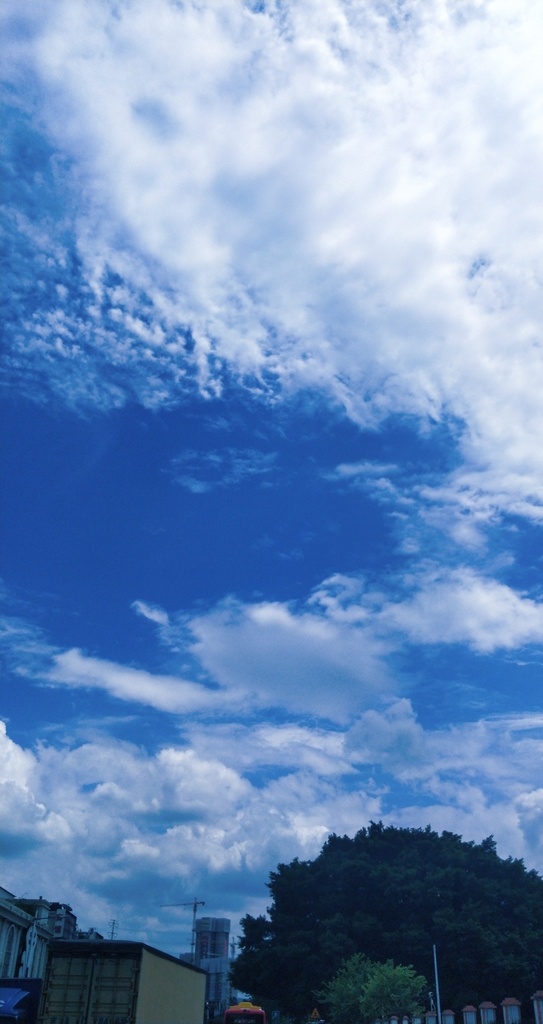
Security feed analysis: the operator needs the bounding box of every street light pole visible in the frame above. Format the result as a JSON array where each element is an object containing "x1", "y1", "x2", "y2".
[{"x1": 432, "y1": 945, "x2": 442, "y2": 1024}]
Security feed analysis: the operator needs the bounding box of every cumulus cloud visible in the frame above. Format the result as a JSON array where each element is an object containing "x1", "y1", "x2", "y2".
[
  {"x1": 347, "y1": 700, "x2": 543, "y2": 792},
  {"x1": 346, "y1": 698, "x2": 543, "y2": 866},
  {"x1": 288, "y1": 568, "x2": 543, "y2": 655},
  {"x1": 185, "y1": 721, "x2": 355, "y2": 777},
  {"x1": 0, "y1": 718, "x2": 382, "y2": 935},
  {"x1": 516, "y1": 788, "x2": 543, "y2": 859},
  {"x1": 0, "y1": 723, "x2": 72, "y2": 855},
  {"x1": 378, "y1": 568, "x2": 543, "y2": 652},
  {"x1": 186, "y1": 595, "x2": 393, "y2": 721},
  {"x1": 2, "y1": 587, "x2": 543, "y2": 928},
  {"x1": 1, "y1": 698, "x2": 542, "y2": 941}
]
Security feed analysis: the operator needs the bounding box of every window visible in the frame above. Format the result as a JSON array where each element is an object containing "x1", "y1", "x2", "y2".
[{"x1": 2, "y1": 925, "x2": 16, "y2": 975}]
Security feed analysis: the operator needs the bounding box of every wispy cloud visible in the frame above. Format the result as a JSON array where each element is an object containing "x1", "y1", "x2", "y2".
[
  {"x1": 45, "y1": 649, "x2": 229, "y2": 715},
  {"x1": 132, "y1": 600, "x2": 170, "y2": 627},
  {"x1": 6, "y1": 563, "x2": 543, "y2": 727},
  {"x1": 171, "y1": 447, "x2": 277, "y2": 492}
]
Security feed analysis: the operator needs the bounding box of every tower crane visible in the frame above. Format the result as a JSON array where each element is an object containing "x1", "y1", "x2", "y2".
[{"x1": 160, "y1": 897, "x2": 205, "y2": 962}]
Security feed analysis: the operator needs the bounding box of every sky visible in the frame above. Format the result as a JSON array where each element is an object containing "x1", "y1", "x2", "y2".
[{"x1": 1, "y1": 0, "x2": 543, "y2": 956}]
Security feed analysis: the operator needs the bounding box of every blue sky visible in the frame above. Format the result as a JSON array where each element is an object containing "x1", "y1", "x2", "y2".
[{"x1": 1, "y1": 0, "x2": 543, "y2": 954}]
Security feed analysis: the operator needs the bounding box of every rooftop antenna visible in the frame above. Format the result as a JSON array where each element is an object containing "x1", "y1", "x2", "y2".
[{"x1": 160, "y1": 897, "x2": 205, "y2": 962}]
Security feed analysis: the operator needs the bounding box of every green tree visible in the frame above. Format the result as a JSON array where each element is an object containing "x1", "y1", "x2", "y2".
[
  {"x1": 317, "y1": 953, "x2": 373, "y2": 1024},
  {"x1": 231, "y1": 824, "x2": 543, "y2": 1015},
  {"x1": 318, "y1": 954, "x2": 426, "y2": 1024},
  {"x1": 358, "y1": 960, "x2": 427, "y2": 1021}
]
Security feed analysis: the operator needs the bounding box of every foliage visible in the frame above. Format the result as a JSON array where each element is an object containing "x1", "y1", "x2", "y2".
[
  {"x1": 231, "y1": 824, "x2": 543, "y2": 1017},
  {"x1": 317, "y1": 953, "x2": 426, "y2": 1024},
  {"x1": 357, "y1": 959, "x2": 427, "y2": 1022},
  {"x1": 316, "y1": 953, "x2": 373, "y2": 1024}
]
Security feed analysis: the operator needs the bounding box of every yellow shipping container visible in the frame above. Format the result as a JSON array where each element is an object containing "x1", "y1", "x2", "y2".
[{"x1": 38, "y1": 940, "x2": 206, "y2": 1024}]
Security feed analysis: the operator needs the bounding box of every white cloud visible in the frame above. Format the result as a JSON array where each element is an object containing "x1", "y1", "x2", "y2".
[
  {"x1": 6, "y1": 567, "x2": 541, "y2": 728},
  {"x1": 171, "y1": 447, "x2": 277, "y2": 493},
  {"x1": 0, "y1": 718, "x2": 382, "y2": 939},
  {"x1": 4, "y1": 0, "x2": 543, "y2": 951},
  {"x1": 0, "y1": 720, "x2": 35, "y2": 784},
  {"x1": 46, "y1": 648, "x2": 231, "y2": 714},
  {"x1": 515, "y1": 788, "x2": 543, "y2": 859},
  {"x1": 346, "y1": 699, "x2": 543, "y2": 864},
  {"x1": 185, "y1": 721, "x2": 355, "y2": 777},
  {"x1": 187, "y1": 596, "x2": 393, "y2": 722},
  {"x1": 4, "y1": 598, "x2": 391, "y2": 725},
  {"x1": 378, "y1": 568, "x2": 543, "y2": 652},
  {"x1": 347, "y1": 699, "x2": 543, "y2": 791},
  {"x1": 1, "y1": 699, "x2": 542, "y2": 946},
  {"x1": 0, "y1": 723, "x2": 73, "y2": 852},
  {"x1": 2, "y1": 577, "x2": 543, "y2": 925},
  {"x1": 3, "y1": 0, "x2": 543, "y2": 521},
  {"x1": 132, "y1": 601, "x2": 170, "y2": 627},
  {"x1": 4, "y1": 561, "x2": 542, "y2": 745}
]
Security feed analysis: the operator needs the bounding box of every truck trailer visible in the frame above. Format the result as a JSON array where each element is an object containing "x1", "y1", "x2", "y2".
[{"x1": 38, "y1": 940, "x2": 206, "y2": 1024}]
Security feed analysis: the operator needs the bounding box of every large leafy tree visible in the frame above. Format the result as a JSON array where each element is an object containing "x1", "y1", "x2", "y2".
[{"x1": 231, "y1": 824, "x2": 543, "y2": 1016}]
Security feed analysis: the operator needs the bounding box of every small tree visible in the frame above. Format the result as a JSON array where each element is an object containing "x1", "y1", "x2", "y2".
[
  {"x1": 319, "y1": 954, "x2": 427, "y2": 1024},
  {"x1": 358, "y1": 960, "x2": 427, "y2": 1021},
  {"x1": 317, "y1": 953, "x2": 372, "y2": 1024}
]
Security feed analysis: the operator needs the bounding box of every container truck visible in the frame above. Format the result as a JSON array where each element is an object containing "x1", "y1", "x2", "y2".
[{"x1": 38, "y1": 940, "x2": 206, "y2": 1024}]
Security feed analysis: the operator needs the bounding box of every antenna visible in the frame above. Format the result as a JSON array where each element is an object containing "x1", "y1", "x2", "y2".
[
  {"x1": 160, "y1": 897, "x2": 205, "y2": 962},
  {"x1": 109, "y1": 919, "x2": 118, "y2": 940}
]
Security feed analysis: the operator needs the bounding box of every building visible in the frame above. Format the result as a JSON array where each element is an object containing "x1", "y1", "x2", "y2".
[
  {"x1": 76, "y1": 927, "x2": 104, "y2": 940},
  {"x1": 0, "y1": 888, "x2": 77, "y2": 979},
  {"x1": 195, "y1": 918, "x2": 230, "y2": 962},
  {"x1": 194, "y1": 918, "x2": 232, "y2": 1016},
  {"x1": 1, "y1": 888, "x2": 55, "y2": 979},
  {"x1": 46, "y1": 902, "x2": 77, "y2": 940}
]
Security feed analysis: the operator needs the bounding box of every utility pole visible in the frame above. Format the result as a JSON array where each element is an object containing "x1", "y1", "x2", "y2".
[
  {"x1": 160, "y1": 897, "x2": 205, "y2": 963},
  {"x1": 108, "y1": 919, "x2": 118, "y2": 940}
]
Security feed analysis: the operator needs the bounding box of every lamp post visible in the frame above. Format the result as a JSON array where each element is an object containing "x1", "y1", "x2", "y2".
[{"x1": 432, "y1": 945, "x2": 442, "y2": 1024}]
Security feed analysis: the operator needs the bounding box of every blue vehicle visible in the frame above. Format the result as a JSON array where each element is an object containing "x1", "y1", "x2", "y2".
[{"x1": 0, "y1": 987, "x2": 31, "y2": 1022}]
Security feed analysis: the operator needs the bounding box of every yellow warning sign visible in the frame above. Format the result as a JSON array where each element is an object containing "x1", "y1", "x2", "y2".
[{"x1": 310, "y1": 1011, "x2": 320, "y2": 1020}]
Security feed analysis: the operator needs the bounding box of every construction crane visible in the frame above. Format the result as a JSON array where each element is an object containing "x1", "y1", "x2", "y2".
[{"x1": 160, "y1": 897, "x2": 205, "y2": 962}]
